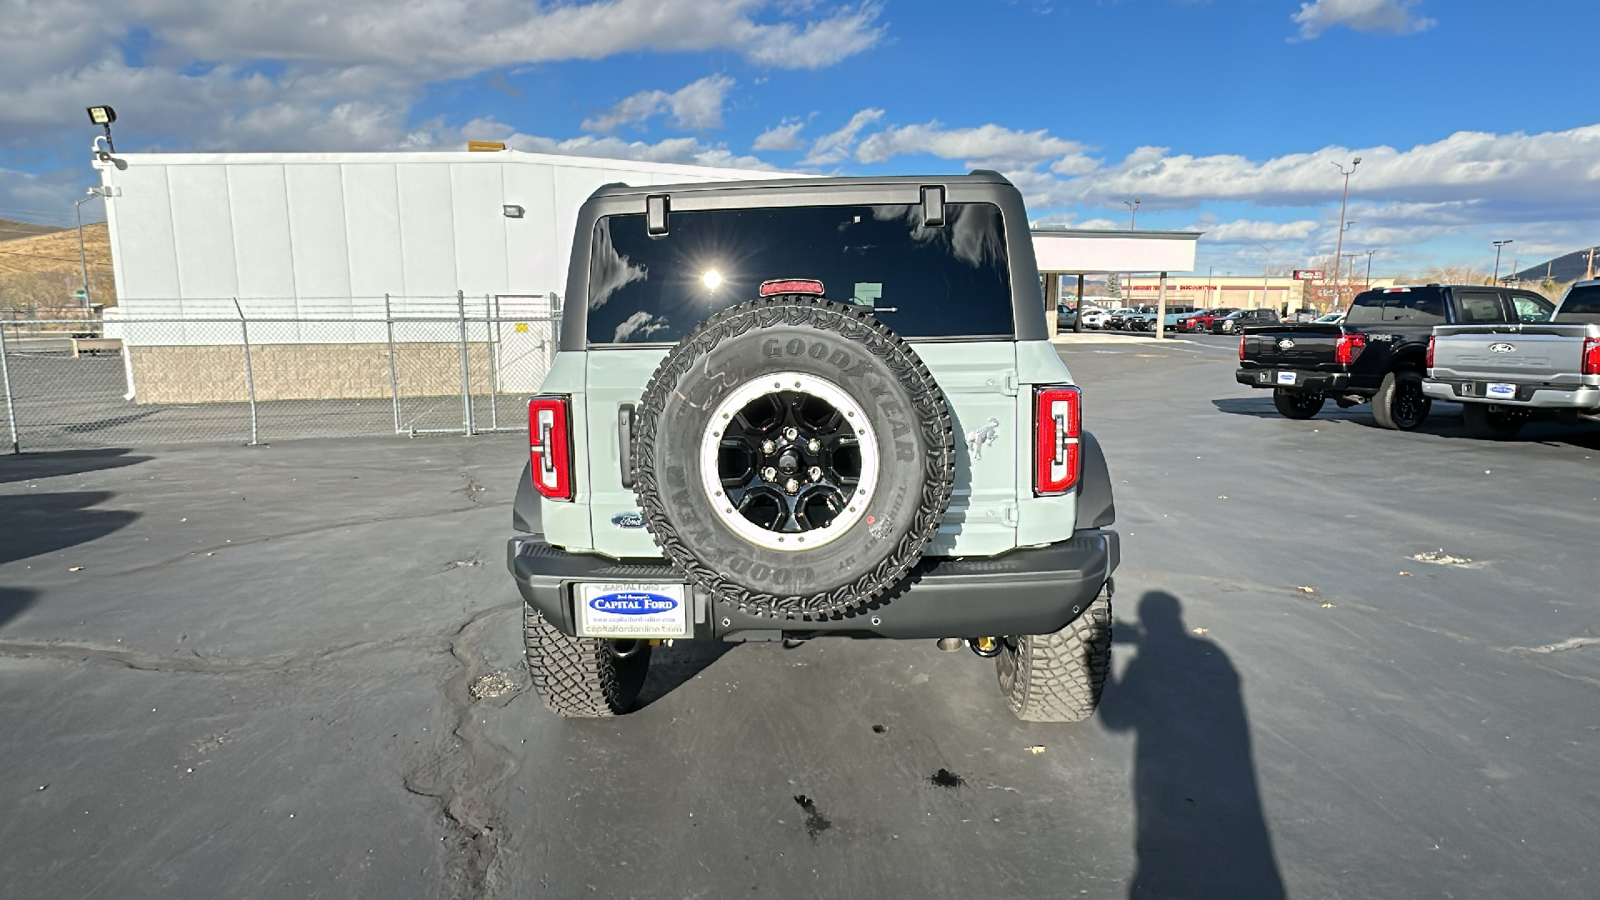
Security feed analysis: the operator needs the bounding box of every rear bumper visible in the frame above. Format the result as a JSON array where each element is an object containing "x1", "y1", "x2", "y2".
[
  {"x1": 507, "y1": 529, "x2": 1120, "y2": 641},
  {"x1": 1236, "y1": 367, "x2": 1352, "y2": 394},
  {"x1": 1423, "y1": 378, "x2": 1600, "y2": 409}
]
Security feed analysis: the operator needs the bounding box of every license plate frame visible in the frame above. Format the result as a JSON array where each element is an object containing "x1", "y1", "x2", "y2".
[
  {"x1": 1486, "y1": 382, "x2": 1516, "y2": 400},
  {"x1": 574, "y1": 582, "x2": 691, "y2": 639},
  {"x1": 1276, "y1": 371, "x2": 1298, "y2": 386}
]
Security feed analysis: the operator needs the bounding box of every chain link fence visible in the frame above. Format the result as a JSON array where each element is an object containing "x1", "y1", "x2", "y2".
[{"x1": 0, "y1": 293, "x2": 560, "y2": 452}]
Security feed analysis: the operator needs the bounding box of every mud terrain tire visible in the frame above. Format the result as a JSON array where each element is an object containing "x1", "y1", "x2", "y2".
[{"x1": 997, "y1": 587, "x2": 1113, "y2": 722}]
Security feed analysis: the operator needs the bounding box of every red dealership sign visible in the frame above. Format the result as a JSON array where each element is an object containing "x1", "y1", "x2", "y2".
[{"x1": 1294, "y1": 269, "x2": 1324, "y2": 281}]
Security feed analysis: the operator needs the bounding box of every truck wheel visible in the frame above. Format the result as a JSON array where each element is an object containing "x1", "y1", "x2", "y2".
[
  {"x1": 1273, "y1": 389, "x2": 1325, "y2": 419},
  {"x1": 524, "y1": 606, "x2": 650, "y2": 717},
  {"x1": 1372, "y1": 371, "x2": 1431, "y2": 431},
  {"x1": 1462, "y1": 404, "x2": 1527, "y2": 439},
  {"x1": 997, "y1": 587, "x2": 1112, "y2": 722},
  {"x1": 634, "y1": 296, "x2": 956, "y2": 620}
]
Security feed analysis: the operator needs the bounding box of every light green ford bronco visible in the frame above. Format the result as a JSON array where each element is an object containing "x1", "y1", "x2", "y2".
[{"x1": 507, "y1": 171, "x2": 1119, "y2": 719}]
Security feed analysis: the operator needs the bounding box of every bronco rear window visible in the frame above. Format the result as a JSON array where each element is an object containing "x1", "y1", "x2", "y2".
[{"x1": 586, "y1": 203, "x2": 1014, "y2": 345}]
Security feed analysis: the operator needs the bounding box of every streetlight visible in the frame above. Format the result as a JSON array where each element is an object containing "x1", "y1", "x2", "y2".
[
  {"x1": 1123, "y1": 198, "x2": 1140, "y2": 230},
  {"x1": 1207, "y1": 265, "x2": 1217, "y2": 308},
  {"x1": 1330, "y1": 157, "x2": 1361, "y2": 311},
  {"x1": 1492, "y1": 239, "x2": 1513, "y2": 285},
  {"x1": 74, "y1": 189, "x2": 108, "y2": 310},
  {"x1": 1247, "y1": 240, "x2": 1277, "y2": 311},
  {"x1": 1363, "y1": 249, "x2": 1376, "y2": 287}
]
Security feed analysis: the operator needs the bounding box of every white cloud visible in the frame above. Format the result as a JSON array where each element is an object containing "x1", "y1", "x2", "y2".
[
  {"x1": 1197, "y1": 219, "x2": 1322, "y2": 244},
  {"x1": 1042, "y1": 125, "x2": 1600, "y2": 218},
  {"x1": 753, "y1": 121, "x2": 807, "y2": 151},
  {"x1": 446, "y1": 118, "x2": 775, "y2": 171},
  {"x1": 582, "y1": 75, "x2": 736, "y2": 134},
  {"x1": 0, "y1": 1, "x2": 883, "y2": 149},
  {"x1": 801, "y1": 108, "x2": 884, "y2": 165},
  {"x1": 1291, "y1": 0, "x2": 1436, "y2": 40},
  {"x1": 855, "y1": 122, "x2": 1090, "y2": 170}
]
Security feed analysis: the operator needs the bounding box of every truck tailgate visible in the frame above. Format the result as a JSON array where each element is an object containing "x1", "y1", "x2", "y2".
[
  {"x1": 1431, "y1": 324, "x2": 1594, "y2": 384},
  {"x1": 1240, "y1": 325, "x2": 1342, "y2": 368}
]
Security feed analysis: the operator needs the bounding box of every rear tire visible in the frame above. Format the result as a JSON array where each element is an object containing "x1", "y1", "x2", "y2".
[
  {"x1": 524, "y1": 606, "x2": 651, "y2": 717},
  {"x1": 1372, "y1": 371, "x2": 1431, "y2": 431},
  {"x1": 1273, "y1": 389, "x2": 1325, "y2": 419},
  {"x1": 997, "y1": 587, "x2": 1112, "y2": 722},
  {"x1": 1462, "y1": 403, "x2": 1527, "y2": 439}
]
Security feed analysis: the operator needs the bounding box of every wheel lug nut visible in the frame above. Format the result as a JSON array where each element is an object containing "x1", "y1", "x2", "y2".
[
  {"x1": 785, "y1": 478, "x2": 800, "y2": 493},
  {"x1": 807, "y1": 438, "x2": 821, "y2": 453},
  {"x1": 761, "y1": 440, "x2": 776, "y2": 454},
  {"x1": 783, "y1": 426, "x2": 799, "y2": 441},
  {"x1": 762, "y1": 466, "x2": 778, "y2": 481},
  {"x1": 808, "y1": 466, "x2": 822, "y2": 481}
]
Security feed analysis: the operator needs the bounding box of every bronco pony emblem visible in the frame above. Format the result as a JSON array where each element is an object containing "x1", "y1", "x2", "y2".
[{"x1": 965, "y1": 417, "x2": 1001, "y2": 459}]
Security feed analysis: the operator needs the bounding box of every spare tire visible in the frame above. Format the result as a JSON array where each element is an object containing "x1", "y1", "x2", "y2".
[{"x1": 633, "y1": 296, "x2": 956, "y2": 620}]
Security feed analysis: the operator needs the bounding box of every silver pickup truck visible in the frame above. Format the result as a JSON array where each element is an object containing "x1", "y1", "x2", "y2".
[{"x1": 1424, "y1": 280, "x2": 1600, "y2": 438}]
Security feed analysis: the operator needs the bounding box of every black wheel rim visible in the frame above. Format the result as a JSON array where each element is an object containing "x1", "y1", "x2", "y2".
[
  {"x1": 1394, "y1": 380, "x2": 1425, "y2": 427},
  {"x1": 717, "y1": 390, "x2": 863, "y2": 537}
]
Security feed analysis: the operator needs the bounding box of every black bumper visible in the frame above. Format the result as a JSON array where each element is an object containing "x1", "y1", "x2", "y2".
[
  {"x1": 506, "y1": 530, "x2": 1119, "y2": 641},
  {"x1": 1236, "y1": 367, "x2": 1353, "y2": 394}
]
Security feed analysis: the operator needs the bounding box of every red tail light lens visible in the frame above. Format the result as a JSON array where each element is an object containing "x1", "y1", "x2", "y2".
[
  {"x1": 1034, "y1": 386, "x2": 1081, "y2": 496},
  {"x1": 1335, "y1": 333, "x2": 1367, "y2": 365},
  {"x1": 1583, "y1": 337, "x2": 1600, "y2": 376},
  {"x1": 528, "y1": 396, "x2": 573, "y2": 501},
  {"x1": 1238, "y1": 334, "x2": 1248, "y2": 360},
  {"x1": 1426, "y1": 335, "x2": 1436, "y2": 370}
]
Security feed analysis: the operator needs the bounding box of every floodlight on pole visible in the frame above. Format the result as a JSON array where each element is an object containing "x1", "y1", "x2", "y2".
[
  {"x1": 86, "y1": 105, "x2": 117, "y2": 152},
  {"x1": 1492, "y1": 239, "x2": 1513, "y2": 285},
  {"x1": 1330, "y1": 157, "x2": 1360, "y2": 309},
  {"x1": 1123, "y1": 198, "x2": 1140, "y2": 230}
]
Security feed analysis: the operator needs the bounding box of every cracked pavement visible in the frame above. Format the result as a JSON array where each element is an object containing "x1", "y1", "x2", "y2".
[{"x1": 3, "y1": 341, "x2": 1599, "y2": 899}]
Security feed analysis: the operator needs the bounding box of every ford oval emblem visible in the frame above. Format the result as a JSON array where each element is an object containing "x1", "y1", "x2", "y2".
[
  {"x1": 610, "y1": 511, "x2": 646, "y2": 529},
  {"x1": 1489, "y1": 342, "x2": 1515, "y2": 353},
  {"x1": 1278, "y1": 338, "x2": 1296, "y2": 350},
  {"x1": 588, "y1": 591, "x2": 679, "y2": 616}
]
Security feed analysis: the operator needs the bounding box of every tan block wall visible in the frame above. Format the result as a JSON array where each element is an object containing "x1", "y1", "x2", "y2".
[{"x1": 130, "y1": 343, "x2": 495, "y2": 403}]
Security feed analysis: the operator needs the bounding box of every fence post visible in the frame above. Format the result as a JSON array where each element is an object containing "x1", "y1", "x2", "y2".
[
  {"x1": 456, "y1": 290, "x2": 474, "y2": 435},
  {"x1": 548, "y1": 292, "x2": 562, "y2": 371},
  {"x1": 384, "y1": 293, "x2": 402, "y2": 434},
  {"x1": 485, "y1": 294, "x2": 499, "y2": 432},
  {"x1": 0, "y1": 322, "x2": 18, "y2": 453},
  {"x1": 233, "y1": 298, "x2": 259, "y2": 445}
]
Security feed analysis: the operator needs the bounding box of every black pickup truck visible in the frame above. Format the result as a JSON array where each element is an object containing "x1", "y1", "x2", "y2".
[{"x1": 1235, "y1": 283, "x2": 1546, "y2": 429}]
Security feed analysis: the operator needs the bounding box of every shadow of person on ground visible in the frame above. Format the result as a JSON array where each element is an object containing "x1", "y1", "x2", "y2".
[
  {"x1": 0, "y1": 492, "x2": 139, "y2": 566},
  {"x1": 0, "y1": 448, "x2": 150, "y2": 484},
  {"x1": 1099, "y1": 591, "x2": 1286, "y2": 900},
  {"x1": 0, "y1": 587, "x2": 38, "y2": 629},
  {"x1": 634, "y1": 641, "x2": 737, "y2": 709}
]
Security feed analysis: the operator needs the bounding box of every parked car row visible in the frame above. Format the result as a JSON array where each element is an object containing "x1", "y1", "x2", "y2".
[{"x1": 1234, "y1": 281, "x2": 1600, "y2": 438}]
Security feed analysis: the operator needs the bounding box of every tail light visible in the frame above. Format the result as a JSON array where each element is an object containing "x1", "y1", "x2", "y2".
[
  {"x1": 1238, "y1": 334, "x2": 1248, "y2": 360},
  {"x1": 528, "y1": 396, "x2": 573, "y2": 500},
  {"x1": 1583, "y1": 337, "x2": 1600, "y2": 376},
  {"x1": 1426, "y1": 335, "x2": 1435, "y2": 370},
  {"x1": 1034, "y1": 386, "x2": 1081, "y2": 496},
  {"x1": 1335, "y1": 333, "x2": 1367, "y2": 365}
]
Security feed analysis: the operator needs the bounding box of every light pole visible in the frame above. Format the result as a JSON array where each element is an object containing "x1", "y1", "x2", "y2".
[
  {"x1": 1207, "y1": 265, "x2": 1217, "y2": 308},
  {"x1": 1363, "y1": 249, "x2": 1376, "y2": 287},
  {"x1": 1492, "y1": 239, "x2": 1513, "y2": 286},
  {"x1": 1248, "y1": 240, "x2": 1278, "y2": 312},
  {"x1": 74, "y1": 191, "x2": 100, "y2": 310},
  {"x1": 1330, "y1": 157, "x2": 1361, "y2": 311},
  {"x1": 1123, "y1": 198, "x2": 1140, "y2": 230}
]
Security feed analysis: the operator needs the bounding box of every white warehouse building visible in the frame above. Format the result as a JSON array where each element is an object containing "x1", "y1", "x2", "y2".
[{"x1": 92, "y1": 147, "x2": 787, "y2": 403}]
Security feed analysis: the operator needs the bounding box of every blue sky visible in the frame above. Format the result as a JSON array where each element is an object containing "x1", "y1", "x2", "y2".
[{"x1": 2, "y1": 0, "x2": 1596, "y2": 278}]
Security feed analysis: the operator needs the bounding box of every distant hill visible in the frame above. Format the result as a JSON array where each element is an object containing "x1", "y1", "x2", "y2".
[
  {"x1": 0, "y1": 222, "x2": 116, "y2": 310},
  {"x1": 0, "y1": 216, "x2": 66, "y2": 243},
  {"x1": 1515, "y1": 247, "x2": 1600, "y2": 284}
]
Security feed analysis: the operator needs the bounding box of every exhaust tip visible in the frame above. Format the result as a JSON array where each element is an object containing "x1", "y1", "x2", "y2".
[{"x1": 936, "y1": 637, "x2": 964, "y2": 652}]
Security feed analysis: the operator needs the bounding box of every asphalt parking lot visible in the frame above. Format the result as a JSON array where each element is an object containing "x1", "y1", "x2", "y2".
[{"x1": 2, "y1": 337, "x2": 1597, "y2": 899}]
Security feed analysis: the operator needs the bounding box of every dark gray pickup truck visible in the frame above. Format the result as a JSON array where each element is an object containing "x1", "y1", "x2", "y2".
[{"x1": 1424, "y1": 280, "x2": 1600, "y2": 438}]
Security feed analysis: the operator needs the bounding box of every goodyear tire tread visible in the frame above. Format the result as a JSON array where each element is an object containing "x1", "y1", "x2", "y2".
[
  {"x1": 996, "y1": 587, "x2": 1112, "y2": 723},
  {"x1": 523, "y1": 605, "x2": 650, "y2": 717}
]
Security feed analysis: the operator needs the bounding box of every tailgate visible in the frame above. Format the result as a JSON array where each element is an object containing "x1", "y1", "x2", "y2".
[
  {"x1": 1240, "y1": 325, "x2": 1342, "y2": 368},
  {"x1": 1431, "y1": 325, "x2": 1591, "y2": 382}
]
